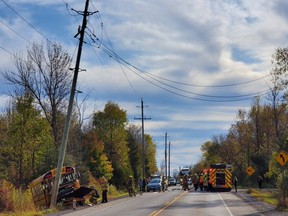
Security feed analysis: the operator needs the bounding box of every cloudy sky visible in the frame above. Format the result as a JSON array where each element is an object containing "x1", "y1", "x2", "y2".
[{"x1": 1, "y1": 0, "x2": 288, "y2": 174}]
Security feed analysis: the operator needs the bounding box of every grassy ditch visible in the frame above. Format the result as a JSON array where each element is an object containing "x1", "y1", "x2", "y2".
[
  {"x1": 247, "y1": 188, "x2": 278, "y2": 206},
  {"x1": 246, "y1": 188, "x2": 288, "y2": 212},
  {"x1": 0, "y1": 180, "x2": 132, "y2": 216}
]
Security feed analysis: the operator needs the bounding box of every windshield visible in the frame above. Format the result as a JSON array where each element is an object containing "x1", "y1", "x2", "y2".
[{"x1": 150, "y1": 179, "x2": 160, "y2": 183}]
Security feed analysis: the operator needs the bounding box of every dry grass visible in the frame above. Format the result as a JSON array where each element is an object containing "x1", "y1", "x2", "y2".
[
  {"x1": 0, "y1": 180, "x2": 38, "y2": 215},
  {"x1": 248, "y1": 188, "x2": 278, "y2": 205},
  {"x1": 247, "y1": 188, "x2": 288, "y2": 212}
]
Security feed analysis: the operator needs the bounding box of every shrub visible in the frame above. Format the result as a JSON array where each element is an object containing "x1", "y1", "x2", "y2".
[
  {"x1": 0, "y1": 180, "x2": 14, "y2": 212},
  {"x1": 276, "y1": 171, "x2": 288, "y2": 209},
  {"x1": 0, "y1": 180, "x2": 35, "y2": 214},
  {"x1": 12, "y1": 187, "x2": 35, "y2": 213}
]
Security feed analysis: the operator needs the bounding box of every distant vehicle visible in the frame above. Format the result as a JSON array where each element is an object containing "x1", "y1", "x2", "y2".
[
  {"x1": 147, "y1": 178, "x2": 161, "y2": 192},
  {"x1": 179, "y1": 167, "x2": 190, "y2": 176},
  {"x1": 150, "y1": 173, "x2": 162, "y2": 181},
  {"x1": 187, "y1": 178, "x2": 192, "y2": 185},
  {"x1": 168, "y1": 177, "x2": 177, "y2": 186}
]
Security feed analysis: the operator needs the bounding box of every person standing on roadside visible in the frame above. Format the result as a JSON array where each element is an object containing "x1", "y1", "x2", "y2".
[
  {"x1": 258, "y1": 175, "x2": 263, "y2": 189},
  {"x1": 127, "y1": 175, "x2": 136, "y2": 197},
  {"x1": 138, "y1": 178, "x2": 142, "y2": 192},
  {"x1": 233, "y1": 176, "x2": 238, "y2": 193},
  {"x1": 142, "y1": 178, "x2": 146, "y2": 192},
  {"x1": 100, "y1": 176, "x2": 108, "y2": 203}
]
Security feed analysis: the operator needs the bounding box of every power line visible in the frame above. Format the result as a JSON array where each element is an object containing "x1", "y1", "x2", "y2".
[
  {"x1": 143, "y1": 71, "x2": 271, "y2": 88},
  {"x1": 0, "y1": 19, "x2": 30, "y2": 43},
  {"x1": 84, "y1": 8, "x2": 140, "y2": 98},
  {"x1": 87, "y1": 42, "x2": 270, "y2": 102},
  {"x1": 83, "y1": 29, "x2": 270, "y2": 101},
  {"x1": 65, "y1": 7, "x2": 271, "y2": 102},
  {"x1": 0, "y1": 0, "x2": 51, "y2": 43},
  {"x1": 83, "y1": 21, "x2": 270, "y2": 88}
]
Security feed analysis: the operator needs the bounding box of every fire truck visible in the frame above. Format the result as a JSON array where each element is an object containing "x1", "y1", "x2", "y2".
[{"x1": 203, "y1": 163, "x2": 232, "y2": 192}]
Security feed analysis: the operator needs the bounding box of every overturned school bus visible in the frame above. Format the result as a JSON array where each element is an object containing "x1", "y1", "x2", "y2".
[{"x1": 29, "y1": 166, "x2": 98, "y2": 209}]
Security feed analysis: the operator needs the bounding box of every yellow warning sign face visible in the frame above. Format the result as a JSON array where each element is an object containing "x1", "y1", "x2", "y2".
[
  {"x1": 276, "y1": 151, "x2": 288, "y2": 166},
  {"x1": 246, "y1": 166, "x2": 255, "y2": 176}
]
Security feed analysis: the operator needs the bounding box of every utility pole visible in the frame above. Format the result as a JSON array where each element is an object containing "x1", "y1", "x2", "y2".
[
  {"x1": 168, "y1": 141, "x2": 171, "y2": 178},
  {"x1": 134, "y1": 98, "x2": 151, "y2": 180},
  {"x1": 165, "y1": 132, "x2": 167, "y2": 178},
  {"x1": 50, "y1": 0, "x2": 95, "y2": 208}
]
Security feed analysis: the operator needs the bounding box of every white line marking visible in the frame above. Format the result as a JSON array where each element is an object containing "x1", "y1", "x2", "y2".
[{"x1": 217, "y1": 192, "x2": 233, "y2": 216}]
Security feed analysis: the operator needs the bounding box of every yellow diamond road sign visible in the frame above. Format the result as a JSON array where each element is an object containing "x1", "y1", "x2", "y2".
[
  {"x1": 276, "y1": 151, "x2": 288, "y2": 166},
  {"x1": 246, "y1": 166, "x2": 255, "y2": 176}
]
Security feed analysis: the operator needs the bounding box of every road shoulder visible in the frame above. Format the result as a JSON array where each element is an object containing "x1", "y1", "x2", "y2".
[{"x1": 234, "y1": 189, "x2": 288, "y2": 216}]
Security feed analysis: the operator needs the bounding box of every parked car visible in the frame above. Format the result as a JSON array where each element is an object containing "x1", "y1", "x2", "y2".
[
  {"x1": 147, "y1": 178, "x2": 161, "y2": 192},
  {"x1": 168, "y1": 177, "x2": 177, "y2": 186}
]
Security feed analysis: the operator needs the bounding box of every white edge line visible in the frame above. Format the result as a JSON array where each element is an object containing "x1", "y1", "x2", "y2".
[{"x1": 217, "y1": 192, "x2": 233, "y2": 216}]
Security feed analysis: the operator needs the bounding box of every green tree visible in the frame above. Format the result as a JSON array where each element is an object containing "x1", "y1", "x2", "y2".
[
  {"x1": 82, "y1": 130, "x2": 113, "y2": 180},
  {"x1": 127, "y1": 125, "x2": 142, "y2": 180},
  {"x1": 0, "y1": 94, "x2": 55, "y2": 186},
  {"x1": 200, "y1": 140, "x2": 221, "y2": 166},
  {"x1": 92, "y1": 101, "x2": 132, "y2": 188},
  {"x1": 144, "y1": 134, "x2": 158, "y2": 177}
]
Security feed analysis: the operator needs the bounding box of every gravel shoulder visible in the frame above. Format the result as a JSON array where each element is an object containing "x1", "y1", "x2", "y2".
[{"x1": 235, "y1": 189, "x2": 288, "y2": 216}]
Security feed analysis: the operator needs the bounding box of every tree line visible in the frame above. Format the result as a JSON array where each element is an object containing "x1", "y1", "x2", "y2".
[
  {"x1": 192, "y1": 46, "x2": 288, "y2": 191},
  {"x1": 0, "y1": 41, "x2": 158, "y2": 190}
]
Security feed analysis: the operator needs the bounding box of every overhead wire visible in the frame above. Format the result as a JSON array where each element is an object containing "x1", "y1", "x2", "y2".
[
  {"x1": 82, "y1": 6, "x2": 271, "y2": 98},
  {"x1": 87, "y1": 39, "x2": 270, "y2": 102},
  {"x1": 0, "y1": 0, "x2": 51, "y2": 43},
  {"x1": 82, "y1": 19, "x2": 270, "y2": 100},
  {"x1": 89, "y1": 45, "x2": 265, "y2": 102},
  {"x1": 146, "y1": 72, "x2": 271, "y2": 88},
  {"x1": 87, "y1": 4, "x2": 140, "y2": 98},
  {"x1": 0, "y1": 0, "x2": 272, "y2": 102},
  {"x1": 62, "y1": 0, "x2": 81, "y2": 24},
  {"x1": 0, "y1": 19, "x2": 30, "y2": 43}
]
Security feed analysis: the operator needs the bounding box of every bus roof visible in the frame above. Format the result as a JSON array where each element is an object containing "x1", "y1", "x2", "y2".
[{"x1": 29, "y1": 166, "x2": 74, "y2": 187}]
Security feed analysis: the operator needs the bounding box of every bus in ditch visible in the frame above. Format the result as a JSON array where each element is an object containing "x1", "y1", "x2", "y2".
[{"x1": 29, "y1": 166, "x2": 97, "y2": 209}]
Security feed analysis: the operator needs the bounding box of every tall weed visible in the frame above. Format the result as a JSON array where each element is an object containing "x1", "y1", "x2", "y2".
[
  {"x1": 276, "y1": 171, "x2": 288, "y2": 209},
  {"x1": 12, "y1": 187, "x2": 35, "y2": 213},
  {"x1": 0, "y1": 180, "x2": 35, "y2": 214},
  {"x1": 0, "y1": 180, "x2": 14, "y2": 212}
]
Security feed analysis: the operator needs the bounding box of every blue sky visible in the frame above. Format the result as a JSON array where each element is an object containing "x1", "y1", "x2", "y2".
[{"x1": 1, "y1": 0, "x2": 288, "y2": 174}]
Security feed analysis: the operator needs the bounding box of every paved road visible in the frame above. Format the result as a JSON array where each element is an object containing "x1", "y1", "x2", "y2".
[{"x1": 49, "y1": 187, "x2": 286, "y2": 216}]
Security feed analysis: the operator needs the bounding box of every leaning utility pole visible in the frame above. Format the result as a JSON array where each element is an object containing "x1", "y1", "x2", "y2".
[
  {"x1": 50, "y1": 0, "x2": 93, "y2": 208},
  {"x1": 134, "y1": 98, "x2": 151, "y2": 180}
]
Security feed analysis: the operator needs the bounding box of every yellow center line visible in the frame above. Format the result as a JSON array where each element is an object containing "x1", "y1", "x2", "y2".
[{"x1": 149, "y1": 191, "x2": 187, "y2": 216}]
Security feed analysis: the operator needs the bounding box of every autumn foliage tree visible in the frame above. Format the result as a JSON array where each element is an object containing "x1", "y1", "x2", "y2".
[
  {"x1": 144, "y1": 134, "x2": 158, "y2": 177},
  {"x1": 82, "y1": 130, "x2": 113, "y2": 180},
  {"x1": 92, "y1": 101, "x2": 132, "y2": 188},
  {"x1": 0, "y1": 94, "x2": 55, "y2": 187},
  {"x1": 197, "y1": 47, "x2": 288, "y2": 189}
]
